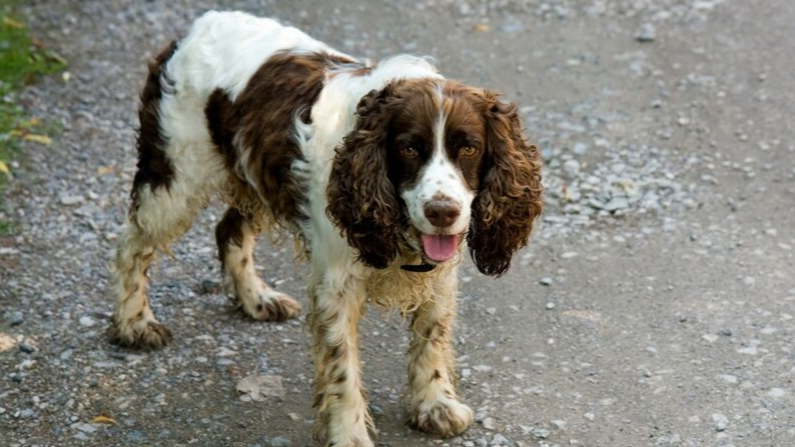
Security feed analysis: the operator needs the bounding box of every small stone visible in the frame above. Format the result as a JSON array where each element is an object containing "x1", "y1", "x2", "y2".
[
  {"x1": 539, "y1": 277, "x2": 553, "y2": 286},
  {"x1": 545, "y1": 302, "x2": 555, "y2": 310},
  {"x1": 583, "y1": 412, "x2": 595, "y2": 421},
  {"x1": 716, "y1": 375, "x2": 738, "y2": 384},
  {"x1": 563, "y1": 159, "x2": 581, "y2": 178},
  {"x1": 768, "y1": 388, "x2": 787, "y2": 398},
  {"x1": 267, "y1": 436, "x2": 292, "y2": 447},
  {"x1": 573, "y1": 142, "x2": 589, "y2": 155},
  {"x1": 482, "y1": 417, "x2": 496, "y2": 430},
  {"x1": 59, "y1": 193, "x2": 85, "y2": 206},
  {"x1": 551, "y1": 419, "x2": 567, "y2": 429},
  {"x1": 18, "y1": 343, "x2": 36, "y2": 354},
  {"x1": 533, "y1": 428, "x2": 551, "y2": 439},
  {"x1": 79, "y1": 316, "x2": 96, "y2": 327},
  {"x1": 712, "y1": 413, "x2": 728, "y2": 432},
  {"x1": 490, "y1": 433, "x2": 511, "y2": 446},
  {"x1": 604, "y1": 197, "x2": 629, "y2": 212},
  {"x1": 9, "y1": 311, "x2": 24, "y2": 326},
  {"x1": 73, "y1": 422, "x2": 97, "y2": 434},
  {"x1": 636, "y1": 23, "x2": 656, "y2": 42}
]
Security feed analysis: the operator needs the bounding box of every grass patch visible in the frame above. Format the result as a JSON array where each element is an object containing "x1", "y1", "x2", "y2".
[{"x1": 0, "y1": 3, "x2": 66, "y2": 233}]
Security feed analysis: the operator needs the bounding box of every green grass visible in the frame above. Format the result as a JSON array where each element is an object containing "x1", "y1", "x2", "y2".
[{"x1": 0, "y1": 3, "x2": 65, "y2": 233}]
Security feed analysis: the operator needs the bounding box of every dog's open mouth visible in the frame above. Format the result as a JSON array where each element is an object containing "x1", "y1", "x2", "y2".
[{"x1": 420, "y1": 233, "x2": 459, "y2": 262}]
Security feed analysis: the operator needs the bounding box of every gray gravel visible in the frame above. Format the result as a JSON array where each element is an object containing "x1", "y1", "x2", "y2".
[{"x1": 2, "y1": 0, "x2": 795, "y2": 446}]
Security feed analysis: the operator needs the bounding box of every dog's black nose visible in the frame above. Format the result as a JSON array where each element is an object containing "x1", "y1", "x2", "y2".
[{"x1": 424, "y1": 201, "x2": 461, "y2": 228}]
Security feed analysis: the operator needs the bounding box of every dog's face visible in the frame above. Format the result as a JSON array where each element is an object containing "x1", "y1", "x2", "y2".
[
  {"x1": 386, "y1": 82, "x2": 487, "y2": 263},
  {"x1": 328, "y1": 79, "x2": 543, "y2": 276}
]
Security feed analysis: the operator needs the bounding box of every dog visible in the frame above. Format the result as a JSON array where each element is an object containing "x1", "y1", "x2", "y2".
[{"x1": 108, "y1": 10, "x2": 542, "y2": 446}]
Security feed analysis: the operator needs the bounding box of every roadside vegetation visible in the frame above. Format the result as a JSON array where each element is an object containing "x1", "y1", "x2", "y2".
[{"x1": 0, "y1": 2, "x2": 65, "y2": 233}]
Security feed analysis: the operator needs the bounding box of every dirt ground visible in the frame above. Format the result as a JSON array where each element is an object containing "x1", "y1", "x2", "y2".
[{"x1": 2, "y1": 0, "x2": 795, "y2": 446}]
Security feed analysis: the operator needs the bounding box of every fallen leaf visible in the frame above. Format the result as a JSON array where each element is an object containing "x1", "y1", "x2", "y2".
[
  {"x1": 90, "y1": 416, "x2": 117, "y2": 425},
  {"x1": 3, "y1": 17, "x2": 25, "y2": 29},
  {"x1": 473, "y1": 23, "x2": 490, "y2": 32},
  {"x1": 97, "y1": 165, "x2": 116, "y2": 175},
  {"x1": 0, "y1": 160, "x2": 10, "y2": 176},
  {"x1": 236, "y1": 374, "x2": 285, "y2": 402},
  {"x1": 23, "y1": 134, "x2": 52, "y2": 145}
]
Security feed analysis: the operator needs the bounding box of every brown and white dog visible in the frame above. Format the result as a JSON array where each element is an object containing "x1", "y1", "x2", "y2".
[{"x1": 109, "y1": 11, "x2": 542, "y2": 446}]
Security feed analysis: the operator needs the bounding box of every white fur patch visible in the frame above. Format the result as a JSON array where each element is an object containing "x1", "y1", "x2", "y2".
[{"x1": 400, "y1": 107, "x2": 475, "y2": 236}]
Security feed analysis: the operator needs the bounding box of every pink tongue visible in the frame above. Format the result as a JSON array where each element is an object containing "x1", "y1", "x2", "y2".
[{"x1": 421, "y1": 234, "x2": 459, "y2": 262}]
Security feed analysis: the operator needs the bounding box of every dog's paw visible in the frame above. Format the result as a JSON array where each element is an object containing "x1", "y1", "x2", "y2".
[
  {"x1": 239, "y1": 290, "x2": 302, "y2": 322},
  {"x1": 410, "y1": 398, "x2": 474, "y2": 437},
  {"x1": 108, "y1": 318, "x2": 172, "y2": 350}
]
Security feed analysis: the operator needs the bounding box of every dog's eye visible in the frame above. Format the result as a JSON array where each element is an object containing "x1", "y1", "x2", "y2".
[
  {"x1": 400, "y1": 147, "x2": 418, "y2": 158},
  {"x1": 459, "y1": 146, "x2": 479, "y2": 157}
]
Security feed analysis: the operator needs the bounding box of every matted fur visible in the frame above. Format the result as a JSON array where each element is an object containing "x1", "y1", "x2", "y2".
[{"x1": 109, "y1": 11, "x2": 541, "y2": 447}]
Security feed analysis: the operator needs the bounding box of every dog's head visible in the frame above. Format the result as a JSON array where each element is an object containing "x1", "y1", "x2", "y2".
[{"x1": 327, "y1": 79, "x2": 543, "y2": 276}]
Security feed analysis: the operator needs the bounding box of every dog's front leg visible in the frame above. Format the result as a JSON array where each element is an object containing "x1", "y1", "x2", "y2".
[
  {"x1": 310, "y1": 273, "x2": 373, "y2": 447},
  {"x1": 408, "y1": 268, "x2": 473, "y2": 436}
]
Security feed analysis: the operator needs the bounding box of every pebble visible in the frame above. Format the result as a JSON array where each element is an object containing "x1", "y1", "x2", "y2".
[
  {"x1": 58, "y1": 193, "x2": 84, "y2": 206},
  {"x1": 533, "y1": 428, "x2": 551, "y2": 439},
  {"x1": 636, "y1": 23, "x2": 657, "y2": 42},
  {"x1": 712, "y1": 413, "x2": 729, "y2": 432},
  {"x1": 539, "y1": 277, "x2": 553, "y2": 286},
  {"x1": 267, "y1": 436, "x2": 292, "y2": 447},
  {"x1": 768, "y1": 388, "x2": 787, "y2": 398},
  {"x1": 79, "y1": 316, "x2": 96, "y2": 327},
  {"x1": 9, "y1": 311, "x2": 24, "y2": 326},
  {"x1": 490, "y1": 434, "x2": 511, "y2": 446},
  {"x1": 482, "y1": 417, "x2": 496, "y2": 430},
  {"x1": 72, "y1": 422, "x2": 97, "y2": 434},
  {"x1": 563, "y1": 159, "x2": 581, "y2": 178}
]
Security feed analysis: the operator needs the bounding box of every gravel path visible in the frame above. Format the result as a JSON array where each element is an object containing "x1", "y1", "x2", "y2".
[{"x1": 2, "y1": 0, "x2": 795, "y2": 446}]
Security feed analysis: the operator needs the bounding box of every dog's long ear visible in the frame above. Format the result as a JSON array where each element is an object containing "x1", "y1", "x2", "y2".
[
  {"x1": 468, "y1": 91, "x2": 543, "y2": 276},
  {"x1": 327, "y1": 84, "x2": 401, "y2": 269}
]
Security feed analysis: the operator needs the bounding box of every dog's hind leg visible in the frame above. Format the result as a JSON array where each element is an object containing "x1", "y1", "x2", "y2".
[
  {"x1": 108, "y1": 40, "x2": 218, "y2": 349},
  {"x1": 215, "y1": 207, "x2": 301, "y2": 321},
  {"x1": 108, "y1": 176, "x2": 208, "y2": 349}
]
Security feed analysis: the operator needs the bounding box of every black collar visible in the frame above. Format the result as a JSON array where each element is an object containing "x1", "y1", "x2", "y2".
[{"x1": 400, "y1": 263, "x2": 436, "y2": 273}]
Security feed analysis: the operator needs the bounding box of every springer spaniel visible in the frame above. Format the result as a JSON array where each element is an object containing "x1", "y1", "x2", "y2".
[{"x1": 109, "y1": 11, "x2": 542, "y2": 446}]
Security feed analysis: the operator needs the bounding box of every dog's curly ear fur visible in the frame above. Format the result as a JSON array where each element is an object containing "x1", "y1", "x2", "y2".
[
  {"x1": 327, "y1": 84, "x2": 401, "y2": 269},
  {"x1": 468, "y1": 91, "x2": 543, "y2": 276}
]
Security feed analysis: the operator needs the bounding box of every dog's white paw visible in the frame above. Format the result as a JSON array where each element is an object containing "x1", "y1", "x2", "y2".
[{"x1": 410, "y1": 397, "x2": 474, "y2": 436}]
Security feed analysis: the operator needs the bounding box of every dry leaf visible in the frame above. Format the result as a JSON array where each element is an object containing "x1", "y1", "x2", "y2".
[
  {"x1": 3, "y1": 17, "x2": 25, "y2": 29},
  {"x1": 97, "y1": 165, "x2": 115, "y2": 175},
  {"x1": 473, "y1": 23, "x2": 490, "y2": 32},
  {"x1": 0, "y1": 160, "x2": 10, "y2": 176},
  {"x1": 23, "y1": 134, "x2": 52, "y2": 145},
  {"x1": 236, "y1": 374, "x2": 285, "y2": 402},
  {"x1": 90, "y1": 416, "x2": 117, "y2": 425}
]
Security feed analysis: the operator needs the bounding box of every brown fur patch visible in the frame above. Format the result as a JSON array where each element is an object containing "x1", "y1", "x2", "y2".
[
  {"x1": 206, "y1": 51, "x2": 361, "y2": 225},
  {"x1": 467, "y1": 91, "x2": 543, "y2": 276},
  {"x1": 215, "y1": 207, "x2": 247, "y2": 265},
  {"x1": 131, "y1": 41, "x2": 178, "y2": 213}
]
